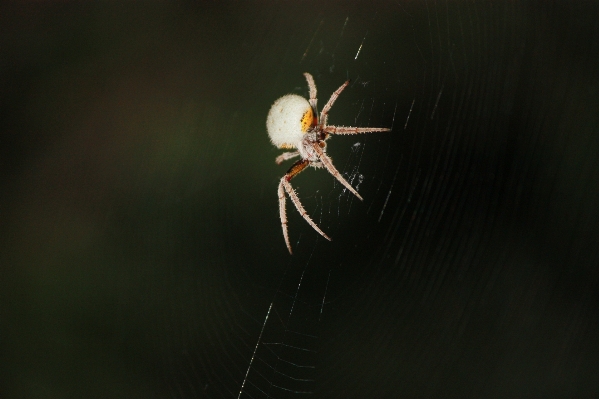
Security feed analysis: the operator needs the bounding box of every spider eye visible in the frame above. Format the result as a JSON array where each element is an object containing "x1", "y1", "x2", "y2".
[{"x1": 300, "y1": 108, "x2": 314, "y2": 132}]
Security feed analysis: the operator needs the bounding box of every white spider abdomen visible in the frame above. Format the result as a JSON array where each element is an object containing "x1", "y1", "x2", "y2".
[{"x1": 267, "y1": 94, "x2": 314, "y2": 149}]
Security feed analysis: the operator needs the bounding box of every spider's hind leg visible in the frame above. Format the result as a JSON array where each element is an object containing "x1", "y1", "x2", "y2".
[
  {"x1": 311, "y1": 142, "x2": 363, "y2": 201},
  {"x1": 275, "y1": 151, "x2": 300, "y2": 165}
]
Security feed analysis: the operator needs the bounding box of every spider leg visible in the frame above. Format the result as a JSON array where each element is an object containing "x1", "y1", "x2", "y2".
[
  {"x1": 275, "y1": 151, "x2": 300, "y2": 165},
  {"x1": 278, "y1": 180, "x2": 292, "y2": 253},
  {"x1": 279, "y1": 159, "x2": 331, "y2": 254},
  {"x1": 324, "y1": 126, "x2": 391, "y2": 135},
  {"x1": 303, "y1": 72, "x2": 318, "y2": 115},
  {"x1": 311, "y1": 142, "x2": 363, "y2": 201},
  {"x1": 320, "y1": 79, "x2": 350, "y2": 125}
]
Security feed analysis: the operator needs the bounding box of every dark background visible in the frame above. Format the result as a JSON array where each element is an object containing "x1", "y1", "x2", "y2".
[{"x1": 1, "y1": 2, "x2": 598, "y2": 398}]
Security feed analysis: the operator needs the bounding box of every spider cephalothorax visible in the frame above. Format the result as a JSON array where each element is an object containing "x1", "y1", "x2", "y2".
[{"x1": 267, "y1": 72, "x2": 390, "y2": 254}]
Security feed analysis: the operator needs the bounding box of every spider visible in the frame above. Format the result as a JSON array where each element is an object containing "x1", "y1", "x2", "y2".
[{"x1": 267, "y1": 72, "x2": 390, "y2": 254}]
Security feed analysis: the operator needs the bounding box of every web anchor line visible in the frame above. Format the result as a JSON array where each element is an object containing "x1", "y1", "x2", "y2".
[{"x1": 238, "y1": 302, "x2": 273, "y2": 399}]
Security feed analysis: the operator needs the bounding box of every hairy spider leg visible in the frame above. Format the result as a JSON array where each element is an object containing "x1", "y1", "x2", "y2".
[
  {"x1": 279, "y1": 159, "x2": 332, "y2": 254},
  {"x1": 311, "y1": 142, "x2": 363, "y2": 201},
  {"x1": 324, "y1": 126, "x2": 391, "y2": 135},
  {"x1": 303, "y1": 73, "x2": 318, "y2": 115},
  {"x1": 275, "y1": 151, "x2": 300, "y2": 165},
  {"x1": 320, "y1": 79, "x2": 350, "y2": 127}
]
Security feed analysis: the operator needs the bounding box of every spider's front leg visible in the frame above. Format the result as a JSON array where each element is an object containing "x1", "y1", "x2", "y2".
[
  {"x1": 303, "y1": 72, "x2": 318, "y2": 113},
  {"x1": 279, "y1": 159, "x2": 331, "y2": 254},
  {"x1": 323, "y1": 126, "x2": 391, "y2": 135},
  {"x1": 320, "y1": 79, "x2": 350, "y2": 127}
]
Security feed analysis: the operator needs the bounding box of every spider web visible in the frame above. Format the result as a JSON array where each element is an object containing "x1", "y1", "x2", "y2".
[{"x1": 2, "y1": 2, "x2": 599, "y2": 398}]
